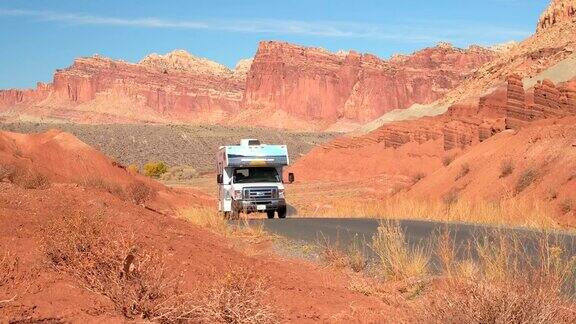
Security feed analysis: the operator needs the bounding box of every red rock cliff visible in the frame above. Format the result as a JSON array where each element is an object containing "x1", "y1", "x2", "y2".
[
  {"x1": 537, "y1": 0, "x2": 576, "y2": 32},
  {"x1": 242, "y1": 41, "x2": 497, "y2": 123}
]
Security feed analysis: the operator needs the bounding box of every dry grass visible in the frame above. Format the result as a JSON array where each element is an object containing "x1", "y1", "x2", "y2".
[
  {"x1": 77, "y1": 176, "x2": 125, "y2": 199},
  {"x1": 319, "y1": 234, "x2": 368, "y2": 273},
  {"x1": 500, "y1": 159, "x2": 514, "y2": 178},
  {"x1": 411, "y1": 172, "x2": 426, "y2": 184},
  {"x1": 126, "y1": 181, "x2": 156, "y2": 205},
  {"x1": 2, "y1": 165, "x2": 51, "y2": 189},
  {"x1": 198, "y1": 268, "x2": 277, "y2": 323},
  {"x1": 416, "y1": 230, "x2": 576, "y2": 323},
  {"x1": 560, "y1": 199, "x2": 573, "y2": 214},
  {"x1": 42, "y1": 212, "x2": 200, "y2": 321},
  {"x1": 309, "y1": 197, "x2": 561, "y2": 230},
  {"x1": 455, "y1": 163, "x2": 470, "y2": 180},
  {"x1": 516, "y1": 168, "x2": 538, "y2": 194},
  {"x1": 371, "y1": 222, "x2": 430, "y2": 280},
  {"x1": 184, "y1": 208, "x2": 229, "y2": 235},
  {"x1": 442, "y1": 154, "x2": 455, "y2": 167}
]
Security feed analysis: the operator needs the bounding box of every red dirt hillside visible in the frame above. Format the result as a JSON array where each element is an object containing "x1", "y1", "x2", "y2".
[
  {"x1": 0, "y1": 130, "x2": 399, "y2": 322},
  {"x1": 0, "y1": 129, "x2": 212, "y2": 211},
  {"x1": 0, "y1": 41, "x2": 495, "y2": 131}
]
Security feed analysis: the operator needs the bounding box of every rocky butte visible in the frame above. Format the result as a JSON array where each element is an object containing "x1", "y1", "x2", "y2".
[
  {"x1": 242, "y1": 41, "x2": 496, "y2": 127},
  {"x1": 0, "y1": 42, "x2": 495, "y2": 130}
]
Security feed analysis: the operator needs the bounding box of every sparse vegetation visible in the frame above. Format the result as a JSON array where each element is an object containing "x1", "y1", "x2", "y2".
[
  {"x1": 371, "y1": 222, "x2": 430, "y2": 280},
  {"x1": 560, "y1": 198, "x2": 573, "y2": 214},
  {"x1": 411, "y1": 172, "x2": 426, "y2": 184},
  {"x1": 199, "y1": 268, "x2": 277, "y2": 323},
  {"x1": 442, "y1": 188, "x2": 460, "y2": 205},
  {"x1": 319, "y1": 235, "x2": 368, "y2": 272},
  {"x1": 127, "y1": 164, "x2": 140, "y2": 174},
  {"x1": 417, "y1": 231, "x2": 576, "y2": 323},
  {"x1": 77, "y1": 176, "x2": 125, "y2": 198},
  {"x1": 143, "y1": 161, "x2": 168, "y2": 178},
  {"x1": 42, "y1": 211, "x2": 276, "y2": 322},
  {"x1": 160, "y1": 165, "x2": 199, "y2": 182},
  {"x1": 4, "y1": 166, "x2": 51, "y2": 189},
  {"x1": 126, "y1": 181, "x2": 155, "y2": 205},
  {"x1": 516, "y1": 168, "x2": 537, "y2": 193},
  {"x1": 500, "y1": 159, "x2": 514, "y2": 178},
  {"x1": 455, "y1": 163, "x2": 470, "y2": 180},
  {"x1": 442, "y1": 154, "x2": 455, "y2": 167}
]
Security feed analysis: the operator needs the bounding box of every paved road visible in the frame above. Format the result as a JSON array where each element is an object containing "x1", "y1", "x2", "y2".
[{"x1": 234, "y1": 218, "x2": 576, "y2": 268}]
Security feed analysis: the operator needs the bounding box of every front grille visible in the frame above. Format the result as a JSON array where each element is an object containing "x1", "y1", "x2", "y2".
[{"x1": 243, "y1": 187, "x2": 277, "y2": 201}]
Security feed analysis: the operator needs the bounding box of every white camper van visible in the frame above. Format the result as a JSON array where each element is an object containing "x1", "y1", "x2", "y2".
[{"x1": 216, "y1": 139, "x2": 294, "y2": 219}]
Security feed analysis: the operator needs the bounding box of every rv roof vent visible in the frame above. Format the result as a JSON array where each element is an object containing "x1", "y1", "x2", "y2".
[{"x1": 240, "y1": 139, "x2": 261, "y2": 146}]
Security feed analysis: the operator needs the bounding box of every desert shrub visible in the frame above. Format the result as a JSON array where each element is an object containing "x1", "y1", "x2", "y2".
[
  {"x1": 160, "y1": 165, "x2": 199, "y2": 181},
  {"x1": 7, "y1": 166, "x2": 50, "y2": 189},
  {"x1": 126, "y1": 181, "x2": 156, "y2": 205},
  {"x1": 77, "y1": 177, "x2": 125, "y2": 198},
  {"x1": 515, "y1": 168, "x2": 537, "y2": 193},
  {"x1": 127, "y1": 164, "x2": 140, "y2": 174},
  {"x1": 418, "y1": 231, "x2": 576, "y2": 323},
  {"x1": 455, "y1": 163, "x2": 470, "y2": 180},
  {"x1": 143, "y1": 162, "x2": 168, "y2": 178},
  {"x1": 319, "y1": 235, "x2": 367, "y2": 273},
  {"x1": 371, "y1": 222, "x2": 430, "y2": 280},
  {"x1": 560, "y1": 199, "x2": 573, "y2": 214},
  {"x1": 442, "y1": 154, "x2": 455, "y2": 167},
  {"x1": 442, "y1": 188, "x2": 460, "y2": 205},
  {"x1": 500, "y1": 159, "x2": 514, "y2": 178},
  {"x1": 42, "y1": 212, "x2": 199, "y2": 321},
  {"x1": 199, "y1": 268, "x2": 276, "y2": 323},
  {"x1": 411, "y1": 172, "x2": 426, "y2": 184}
]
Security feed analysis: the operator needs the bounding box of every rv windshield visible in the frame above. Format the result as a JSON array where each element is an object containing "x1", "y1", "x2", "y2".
[{"x1": 233, "y1": 167, "x2": 280, "y2": 183}]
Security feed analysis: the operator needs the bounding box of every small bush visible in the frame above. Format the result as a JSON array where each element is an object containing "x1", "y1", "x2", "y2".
[
  {"x1": 127, "y1": 164, "x2": 140, "y2": 174},
  {"x1": 411, "y1": 172, "x2": 426, "y2": 184},
  {"x1": 442, "y1": 188, "x2": 460, "y2": 205},
  {"x1": 78, "y1": 177, "x2": 125, "y2": 198},
  {"x1": 442, "y1": 154, "x2": 455, "y2": 167},
  {"x1": 319, "y1": 235, "x2": 367, "y2": 273},
  {"x1": 42, "y1": 212, "x2": 198, "y2": 321},
  {"x1": 143, "y1": 162, "x2": 168, "y2": 178},
  {"x1": 8, "y1": 167, "x2": 50, "y2": 189},
  {"x1": 455, "y1": 163, "x2": 470, "y2": 180},
  {"x1": 371, "y1": 222, "x2": 430, "y2": 280},
  {"x1": 560, "y1": 199, "x2": 573, "y2": 214},
  {"x1": 160, "y1": 165, "x2": 199, "y2": 181},
  {"x1": 499, "y1": 159, "x2": 514, "y2": 178},
  {"x1": 515, "y1": 168, "x2": 537, "y2": 193},
  {"x1": 199, "y1": 268, "x2": 277, "y2": 323},
  {"x1": 127, "y1": 181, "x2": 155, "y2": 205}
]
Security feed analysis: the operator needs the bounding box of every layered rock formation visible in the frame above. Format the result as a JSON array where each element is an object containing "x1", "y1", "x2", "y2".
[
  {"x1": 243, "y1": 41, "x2": 496, "y2": 124},
  {"x1": 537, "y1": 0, "x2": 576, "y2": 32},
  {"x1": 0, "y1": 50, "x2": 248, "y2": 123}
]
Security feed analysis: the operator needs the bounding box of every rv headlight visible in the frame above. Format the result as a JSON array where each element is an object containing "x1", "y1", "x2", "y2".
[
  {"x1": 233, "y1": 190, "x2": 243, "y2": 200},
  {"x1": 278, "y1": 189, "x2": 285, "y2": 199}
]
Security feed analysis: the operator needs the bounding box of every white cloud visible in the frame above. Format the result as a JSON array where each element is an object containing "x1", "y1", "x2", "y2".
[{"x1": 0, "y1": 8, "x2": 530, "y2": 44}]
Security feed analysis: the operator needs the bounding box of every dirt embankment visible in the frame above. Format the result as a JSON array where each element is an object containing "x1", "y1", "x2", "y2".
[{"x1": 0, "y1": 130, "x2": 396, "y2": 322}]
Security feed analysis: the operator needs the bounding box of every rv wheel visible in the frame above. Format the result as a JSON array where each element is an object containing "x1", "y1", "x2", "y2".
[
  {"x1": 278, "y1": 207, "x2": 287, "y2": 219},
  {"x1": 266, "y1": 210, "x2": 275, "y2": 219}
]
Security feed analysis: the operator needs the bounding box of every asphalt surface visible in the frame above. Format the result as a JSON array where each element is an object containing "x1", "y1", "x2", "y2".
[{"x1": 233, "y1": 218, "x2": 576, "y2": 269}]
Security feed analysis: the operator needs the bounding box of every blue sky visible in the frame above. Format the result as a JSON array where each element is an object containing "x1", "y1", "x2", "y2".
[{"x1": 1, "y1": 0, "x2": 549, "y2": 89}]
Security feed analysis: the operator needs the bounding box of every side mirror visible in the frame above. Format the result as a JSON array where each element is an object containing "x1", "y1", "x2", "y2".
[
  {"x1": 288, "y1": 172, "x2": 295, "y2": 184},
  {"x1": 217, "y1": 174, "x2": 223, "y2": 184}
]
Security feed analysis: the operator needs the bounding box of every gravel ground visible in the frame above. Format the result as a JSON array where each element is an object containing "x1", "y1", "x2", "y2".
[{"x1": 0, "y1": 122, "x2": 338, "y2": 171}]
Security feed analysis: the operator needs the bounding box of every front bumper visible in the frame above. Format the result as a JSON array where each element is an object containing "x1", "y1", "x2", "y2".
[{"x1": 232, "y1": 199, "x2": 286, "y2": 213}]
